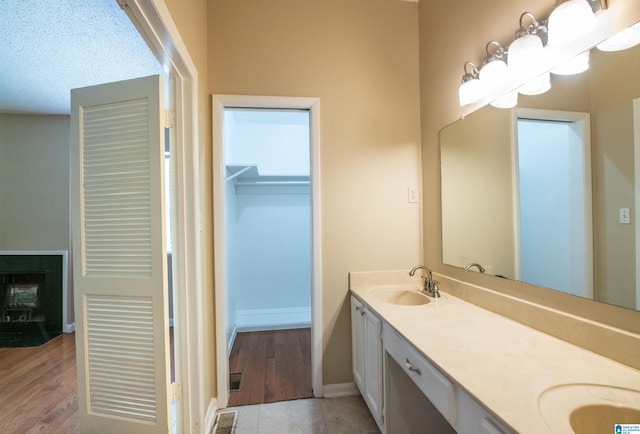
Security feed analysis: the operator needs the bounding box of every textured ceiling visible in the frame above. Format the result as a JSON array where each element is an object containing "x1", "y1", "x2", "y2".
[{"x1": 0, "y1": 0, "x2": 165, "y2": 115}]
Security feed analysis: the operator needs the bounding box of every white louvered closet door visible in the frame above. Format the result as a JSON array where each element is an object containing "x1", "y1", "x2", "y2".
[{"x1": 71, "y1": 75, "x2": 171, "y2": 434}]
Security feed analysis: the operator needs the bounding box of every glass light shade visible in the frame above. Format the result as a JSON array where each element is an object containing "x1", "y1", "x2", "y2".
[
  {"x1": 508, "y1": 34, "x2": 550, "y2": 95},
  {"x1": 459, "y1": 78, "x2": 484, "y2": 106},
  {"x1": 519, "y1": 72, "x2": 551, "y2": 95},
  {"x1": 597, "y1": 22, "x2": 640, "y2": 52},
  {"x1": 551, "y1": 50, "x2": 590, "y2": 75},
  {"x1": 508, "y1": 34, "x2": 544, "y2": 74},
  {"x1": 480, "y1": 59, "x2": 509, "y2": 93},
  {"x1": 547, "y1": 0, "x2": 596, "y2": 46},
  {"x1": 490, "y1": 91, "x2": 518, "y2": 109}
]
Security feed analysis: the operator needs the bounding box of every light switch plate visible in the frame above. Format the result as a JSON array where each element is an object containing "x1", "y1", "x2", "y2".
[
  {"x1": 620, "y1": 208, "x2": 631, "y2": 224},
  {"x1": 408, "y1": 187, "x2": 418, "y2": 203}
]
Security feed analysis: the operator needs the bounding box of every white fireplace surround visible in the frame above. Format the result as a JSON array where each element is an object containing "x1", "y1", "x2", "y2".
[{"x1": 0, "y1": 250, "x2": 72, "y2": 332}]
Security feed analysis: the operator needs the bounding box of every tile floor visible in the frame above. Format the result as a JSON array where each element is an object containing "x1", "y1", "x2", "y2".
[{"x1": 217, "y1": 396, "x2": 380, "y2": 434}]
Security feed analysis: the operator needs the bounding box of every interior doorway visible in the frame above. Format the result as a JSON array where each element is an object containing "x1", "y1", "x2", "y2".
[
  {"x1": 213, "y1": 95, "x2": 323, "y2": 409},
  {"x1": 223, "y1": 108, "x2": 312, "y2": 406},
  {"x1": 513, "y1": 109, "x2": 593, "y2": 299}
]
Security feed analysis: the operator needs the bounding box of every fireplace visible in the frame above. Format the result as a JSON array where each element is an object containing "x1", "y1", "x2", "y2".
[{"x1": 0, "y1": 253, "x2": 65, "y2": 346}]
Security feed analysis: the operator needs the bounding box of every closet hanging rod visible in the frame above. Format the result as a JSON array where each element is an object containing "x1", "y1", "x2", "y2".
[{"x1": 234, "y1": 180, "x2": 310, "y2": 186}]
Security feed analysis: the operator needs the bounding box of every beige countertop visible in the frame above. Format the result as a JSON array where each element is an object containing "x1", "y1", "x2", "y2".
[{"x1": 349, "y1": 270, "x2": 640, "y2": 434}]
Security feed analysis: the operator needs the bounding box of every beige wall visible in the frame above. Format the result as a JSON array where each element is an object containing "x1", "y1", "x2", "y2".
[
  {"x1": 0, "y1": 114, "x2": 70, "y2": 251},
  {"x1": 208, "y1": 0, "x2": 422, "y2": 385},
  {"x1": 419, "y1": 0, "x2": 640, "y2": 362},
  {"x1": 0, "y1": 114, "x2": 72, "y2": 323}
]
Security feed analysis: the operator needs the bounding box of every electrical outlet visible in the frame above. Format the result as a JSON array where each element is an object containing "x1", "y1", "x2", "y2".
[
  {"x1": 408, "y1": 187, "x2": 418, "y2": 203},
  {"x1": 620, "y1": 208, "x2": 631, "y2": 224}
]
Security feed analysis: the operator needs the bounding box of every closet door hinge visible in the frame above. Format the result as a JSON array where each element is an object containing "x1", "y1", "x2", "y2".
[
  {"x1": 171, "y1": 383, "x2": 182, "y2": 401},
  {"x1": 165, "y1": 110, "x2": 176, "y2": 129}
]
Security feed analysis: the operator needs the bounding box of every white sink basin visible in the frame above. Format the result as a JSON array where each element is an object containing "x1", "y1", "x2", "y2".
[
  {"x1": 375, "y1": 289, "x2": 431, "y2": 306},
  {"x1": 371, "y1": 286, "x2": 448, "y2": 306},
  {"x1": 538, "y1": 384, "x2": 640, "y2": 434}
]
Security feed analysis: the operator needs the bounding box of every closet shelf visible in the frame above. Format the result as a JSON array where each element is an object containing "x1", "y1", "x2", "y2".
[{"x1": 226, "y1": 165, "x2": 310, "y2": 186}]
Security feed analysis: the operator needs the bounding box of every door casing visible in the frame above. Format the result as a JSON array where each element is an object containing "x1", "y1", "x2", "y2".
[
  {"x1": 115, "y1": 1, "x2": 204, "y2": 432},
  {"x1": 212, "y1": 94, "x2": 323, "y2": 408}
]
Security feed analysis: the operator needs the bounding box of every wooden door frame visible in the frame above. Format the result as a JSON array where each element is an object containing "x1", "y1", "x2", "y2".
[
  {"x1": 212, "y1": 94, "x2": 323, "y2": 409},
  {"x1": 117, "y1": 1, "x2": 204, "y2": 432}
]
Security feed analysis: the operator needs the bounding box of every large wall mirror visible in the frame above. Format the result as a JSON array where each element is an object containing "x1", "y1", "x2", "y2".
[{"x1": 440, "y1": 21, "x2": 640, "y2": 312}]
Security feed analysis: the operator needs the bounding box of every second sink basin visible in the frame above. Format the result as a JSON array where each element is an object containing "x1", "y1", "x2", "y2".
[
  {"x1": 374, "y1": 288, "x2": 430, "y2": 306},
  {"x1": 538, "y1": 383, "x2": 640, "y2": 434},
  {"x1": 570, "y1": 404, "x2": 640, "y2": 433}
]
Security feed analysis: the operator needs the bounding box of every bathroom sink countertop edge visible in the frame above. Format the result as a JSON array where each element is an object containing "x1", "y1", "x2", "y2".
[{"x1": 349, "y1": 270, "x2": 640, "y2": 434}]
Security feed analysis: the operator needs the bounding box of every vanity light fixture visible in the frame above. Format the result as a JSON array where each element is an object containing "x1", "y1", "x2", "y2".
[
  {"x1": 550, "y1": 50, "x2": 590, "y2": 75},
  {"x1": 548, "y1": 0, "x2": 596, "y2": 75},
  {"x1": 547, "y1": 0, "x2": 597, "y2": 46},
  {"x1": 489, "y1": 91, "x2": 518, "y2": 109},
  {"x1": 597, "y1": 21, "x2": 640, "y2": 52},
  {"x1": 456, "y1": 0, "x2": 607, "y2": 108},
  {"x1": 508, "y1": 12, "x2": 551, "y2": 95},
  {"x1": 479, "y1": 41, "x2": 510, "y2": 94},
  {"x1": 479, "y1": 41, "x2": 518, "y2": 108},
  {"x1": 458, "y1": 61, "x2": 484, "y2": 106}
]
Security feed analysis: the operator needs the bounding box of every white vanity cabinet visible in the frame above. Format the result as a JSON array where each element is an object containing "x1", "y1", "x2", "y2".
[{"x1": 350, "y1": 296, "x2": 384, "y2": 431}]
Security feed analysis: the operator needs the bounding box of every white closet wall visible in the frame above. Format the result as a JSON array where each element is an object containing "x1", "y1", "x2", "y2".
[{"x1": 225, "y1": 109, "x2": 312, "y2": 335}]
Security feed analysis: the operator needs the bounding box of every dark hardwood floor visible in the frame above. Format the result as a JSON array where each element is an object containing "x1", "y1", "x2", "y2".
[
  {"x1": 0, "y1": 333, "x2": 79, "y2": 433},
  {"x1": 228, "y1": 328, "x2": 313, "y2": 407}
]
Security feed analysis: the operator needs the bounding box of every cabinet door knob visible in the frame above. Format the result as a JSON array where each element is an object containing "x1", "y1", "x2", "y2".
[{"x1": 405, "y1": 358, "x2": 422, "y2": 375}]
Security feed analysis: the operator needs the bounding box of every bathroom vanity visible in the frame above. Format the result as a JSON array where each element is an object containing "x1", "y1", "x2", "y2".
[{"x1": 349, "y1": 270, "x2": 640, "y2": 434}]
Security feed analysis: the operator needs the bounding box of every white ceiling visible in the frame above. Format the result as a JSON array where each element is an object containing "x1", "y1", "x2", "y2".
[{"x1": 0, "y1": 0, "x2": 165, "y2": 115}]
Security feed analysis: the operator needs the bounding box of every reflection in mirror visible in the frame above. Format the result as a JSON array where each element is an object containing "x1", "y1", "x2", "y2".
[{"x1": 440, "y1": 28, "x2": 640, "y2": 311}]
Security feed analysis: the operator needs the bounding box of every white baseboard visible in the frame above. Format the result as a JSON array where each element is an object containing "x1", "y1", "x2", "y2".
[
  {"x1": 235, "y1": 307, "x2": 311, "y2": 332},
  {"x1": 323, "y1": 382, "x2": 360, "y2": 398},
  {"x1": 204, "y1": 397, "x2": 218, "y2": 434},
  {"x1": 64, "y1": 323, "x2": 75, "y2": 333}
]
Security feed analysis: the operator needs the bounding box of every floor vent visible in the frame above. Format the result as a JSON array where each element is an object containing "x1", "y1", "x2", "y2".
[
  {"x1": 212, "y1": 411, "x2": 237, "y2": 434},
  {"x1": 229, "y1": 372, "x2": 242, "y2": 391}
]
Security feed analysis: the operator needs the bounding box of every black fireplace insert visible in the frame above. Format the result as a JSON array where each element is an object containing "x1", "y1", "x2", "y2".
[{"x1": 0, "y1": 254, "x2": 64, "y2": 347}]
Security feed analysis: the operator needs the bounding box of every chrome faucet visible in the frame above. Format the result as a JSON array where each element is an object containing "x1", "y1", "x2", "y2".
[
  {"x1": 408, "y1": 265, "x2": 441, "y2": 298},
  {"x1": 464, "y1": 262, "x2": 486, "y2": 273}
]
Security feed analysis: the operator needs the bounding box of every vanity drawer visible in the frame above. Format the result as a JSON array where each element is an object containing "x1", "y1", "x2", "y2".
[
  {"x1": 383, "y1": 326, "x2": 457, "y2": 425},
  {"x1": 456, "y1": 387, "x2": 512, "y2": 434}
]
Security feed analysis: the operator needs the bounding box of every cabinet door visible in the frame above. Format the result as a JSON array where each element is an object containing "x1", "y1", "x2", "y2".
[
  {"x1": 364, "y1": 308, "x2": 383, "y2": 428},
  {"x1": 351, "y1": 296, "x2": 365, "y2": 393}
]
